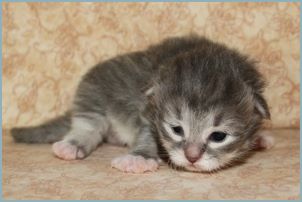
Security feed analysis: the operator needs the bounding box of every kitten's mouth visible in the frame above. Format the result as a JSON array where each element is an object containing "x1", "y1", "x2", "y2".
[{"x1": 183, "y1": 162, "x2": 220, "y2": 173}]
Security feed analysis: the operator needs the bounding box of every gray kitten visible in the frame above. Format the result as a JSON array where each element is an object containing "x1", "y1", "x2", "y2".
[{"x1": 11, "y1": 35, "x2": 274, "y2": 173}]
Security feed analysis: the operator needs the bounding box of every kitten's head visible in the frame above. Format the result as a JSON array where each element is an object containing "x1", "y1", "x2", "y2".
[{"x1": 147, "y1": 41, "x2": 270, "y2": 172}]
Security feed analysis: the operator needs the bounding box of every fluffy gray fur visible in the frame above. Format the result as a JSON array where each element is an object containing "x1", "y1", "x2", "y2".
[{"x1": 11, "y1": 35, "x2": 270, "y2": 172}]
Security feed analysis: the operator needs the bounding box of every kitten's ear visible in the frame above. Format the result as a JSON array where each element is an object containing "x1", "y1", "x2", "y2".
[{"x1": 254, "y1": 93, "x2": 270, "y2": 119}]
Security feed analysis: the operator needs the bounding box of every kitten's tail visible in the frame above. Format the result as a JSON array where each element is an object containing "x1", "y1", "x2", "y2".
[{"x1": 10, "y1": 112, "x2": 71, "y2": 144}]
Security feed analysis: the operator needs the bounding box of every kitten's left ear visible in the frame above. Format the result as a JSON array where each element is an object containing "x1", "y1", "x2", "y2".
[{"x1": 254, "y1": 93, "x2": 270, "y2": 119}]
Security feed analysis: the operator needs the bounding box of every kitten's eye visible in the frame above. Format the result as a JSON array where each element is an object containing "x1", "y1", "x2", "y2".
[
  {"x1": 209, "y1": 132, "x2": 227, "y2": 142},
  {"x1": 171, "y1": 126, "x2": 184, "y2": 136}
]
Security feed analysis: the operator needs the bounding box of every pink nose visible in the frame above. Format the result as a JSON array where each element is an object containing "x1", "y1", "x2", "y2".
[{"x1": 184, "y1": 144, "x2": 203, "y2": 163}]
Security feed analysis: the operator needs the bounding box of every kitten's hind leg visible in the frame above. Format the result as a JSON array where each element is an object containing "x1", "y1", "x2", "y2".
[
  {"x1": 111, "y1": 126, "x2": 160, "y2": 173},
  {"x1": 52, "y1": 114, "x2": 109, "y2": 160}
]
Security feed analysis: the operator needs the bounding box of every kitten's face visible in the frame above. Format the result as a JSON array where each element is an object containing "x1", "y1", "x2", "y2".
[
  {"x1": 149, "y1": 48, "x2": 269, "y2": 172},
  {"x1": 157, "y1": 102, "x2": 260, "y2": 172}
]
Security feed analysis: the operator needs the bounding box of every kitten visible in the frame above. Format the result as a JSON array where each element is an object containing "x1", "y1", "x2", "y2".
[{"x1": 11, "y1": 35, "x2": 274, "y2": 173}]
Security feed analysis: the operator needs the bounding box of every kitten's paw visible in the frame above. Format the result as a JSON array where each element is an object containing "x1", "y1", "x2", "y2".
[
  {"x1": 253, "y1": 130, "x2": 275, "y2": 150},
  {"x1": 111, "y1": 154, "x2": 159, "y2": 173},
  {"x1": 52, "y1": 141, "x2": 85, "y2": 160}
]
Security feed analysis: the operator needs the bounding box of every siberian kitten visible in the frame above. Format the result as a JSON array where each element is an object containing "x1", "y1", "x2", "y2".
[{"x1": 11, "y1": 35, "x2": 274, "y2": 173}]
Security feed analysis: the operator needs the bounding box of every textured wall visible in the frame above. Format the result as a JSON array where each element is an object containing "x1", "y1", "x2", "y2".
[{"x1": 3, "y1": 2, "x2": 300, "y2": 129}]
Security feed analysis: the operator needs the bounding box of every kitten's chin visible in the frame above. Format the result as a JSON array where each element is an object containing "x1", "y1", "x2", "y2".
[
  {"x1": 182, "y1": 163, "x2": 221, "y2": 173},
  {"x1": 183, "y1": 165, "x2": 205, "y2": 172}
]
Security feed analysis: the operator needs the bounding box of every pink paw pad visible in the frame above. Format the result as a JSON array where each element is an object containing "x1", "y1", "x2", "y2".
[
  {"x1": 111, "y1": 154, "x2": 159, "y2": 173},
  {"x1": 254, "y1": 131, "x2": 275, "y2": 150},
  {"x1": 52, "y1": 141, "x2": 85, "y2": 160}
]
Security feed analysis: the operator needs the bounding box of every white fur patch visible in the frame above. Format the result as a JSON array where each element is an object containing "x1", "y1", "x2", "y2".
[
  {"x1": 108, "y1": 115, "x2": 137, "y2": 146},
  {"x1": 72, "y1": 117, "x2": 96, "y2": 131},
  {"x1": 196, "y1": 153, "x2": 220, "y2": 171},
  {"x1": 144, "y1": 87, "x2": 154, "y2": 96},
  {"x1": 169, "y1": 149, "x2": 188, "y2": 167}
]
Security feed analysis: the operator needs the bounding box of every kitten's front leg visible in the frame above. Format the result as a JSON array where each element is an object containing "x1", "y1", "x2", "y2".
[
  {"x1": 111, "y1": 126, "x2": 160, "y2": 173},
  {"x1": 252, "y1": 130, "x2": 275, "y2": 150}
]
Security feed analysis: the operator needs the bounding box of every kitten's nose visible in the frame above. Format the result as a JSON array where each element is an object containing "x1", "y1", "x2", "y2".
[{"x1": 184, "y1": 144, "x2": 203, "y2": 164}]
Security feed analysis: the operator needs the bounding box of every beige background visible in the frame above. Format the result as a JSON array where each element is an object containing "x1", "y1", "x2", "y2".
[
  {"x1": 2, "y1": 2, "x2": 300, "y2": 129},
  {"x1": 2, "y1": 3, "x2": 300, "y2": 200}
]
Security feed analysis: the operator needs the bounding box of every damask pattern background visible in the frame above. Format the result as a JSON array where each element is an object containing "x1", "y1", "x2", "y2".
[
  {"x1": 2, "y1": 2, "x2": 300, "y2": 129},
  {"x1": 2, "y1": 3, "x2": 300, "y2": 200}
]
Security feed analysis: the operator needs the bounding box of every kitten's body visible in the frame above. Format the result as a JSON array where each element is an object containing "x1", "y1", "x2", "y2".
[{"x1": 11, "y1": 36, "x2": 273, "y2": 173}]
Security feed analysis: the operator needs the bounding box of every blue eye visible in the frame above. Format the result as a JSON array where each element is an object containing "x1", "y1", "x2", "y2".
[
  {"x1": 171, "y1": 126, "x2": 184, "y2": 136},
  {"x1": 209, "y1": 132, "x2": 227, "y2": 142}
]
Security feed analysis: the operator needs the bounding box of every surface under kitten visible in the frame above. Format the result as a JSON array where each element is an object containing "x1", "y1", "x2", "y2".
[{"x1": 11, "y1": 35, "x2": 274, "y2": 173}]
